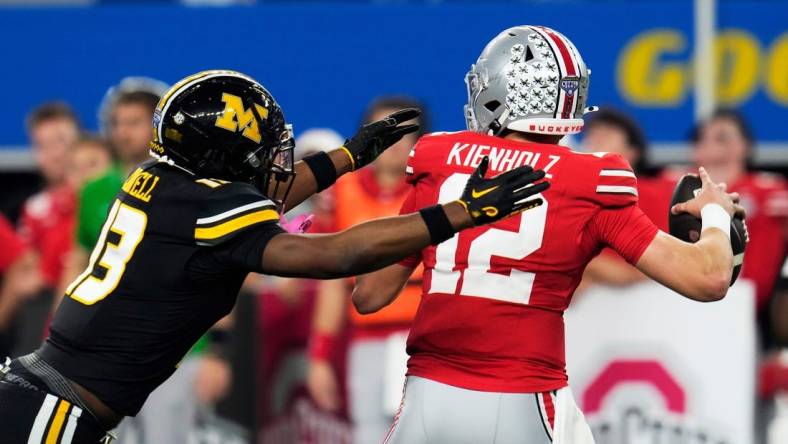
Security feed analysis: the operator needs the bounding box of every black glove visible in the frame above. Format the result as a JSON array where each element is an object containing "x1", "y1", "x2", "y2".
[
  {"x1": 457, "y1": 157, "x2": 549, "y2": 225},
  {"x1": 342, "y1": 108, "x2": 421, "y2": 170}
]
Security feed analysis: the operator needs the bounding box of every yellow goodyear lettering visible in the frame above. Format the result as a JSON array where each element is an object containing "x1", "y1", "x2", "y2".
[
  {"x1": 765, "y1": 32, "x2": 788, "y2": 105},
  {"x1": 617, "y1": 29, "x2": 688, "y2": 106},
  {"x1": 714, "y1": 30, "x2": 760, "y2": 105},
  {"x1": 214, "y1": 93, "x2": 269, "y2": 143}
]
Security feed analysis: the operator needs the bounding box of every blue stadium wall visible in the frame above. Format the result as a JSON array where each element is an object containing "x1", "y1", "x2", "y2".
[{"x1": 0, "y1": 1, "x2": 786, "y2": 162}]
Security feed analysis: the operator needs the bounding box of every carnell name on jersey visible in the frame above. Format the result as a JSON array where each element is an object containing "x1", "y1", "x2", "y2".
[{"x1": 398, "y1": 131, "x2": 659, "y2": 394}]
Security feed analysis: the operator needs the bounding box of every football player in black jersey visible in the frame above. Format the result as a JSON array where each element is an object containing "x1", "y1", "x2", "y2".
[{"x1": 0, "y1": 70, "x2": 549, "y2": 443}]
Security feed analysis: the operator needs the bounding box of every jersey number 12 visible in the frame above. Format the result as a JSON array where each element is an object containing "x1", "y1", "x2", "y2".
[{"x1": 429, "y1": 173, "x2": 547, "y2": 305}]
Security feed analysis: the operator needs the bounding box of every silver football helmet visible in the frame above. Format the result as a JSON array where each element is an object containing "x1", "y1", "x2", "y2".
[{"x1": 465, "y1": 25, "x2": 595, "y2": 136}]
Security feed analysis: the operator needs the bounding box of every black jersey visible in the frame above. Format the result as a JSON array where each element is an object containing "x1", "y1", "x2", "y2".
[{"x1": 38, "y1": 159, "x2": 284, "y2": 416}]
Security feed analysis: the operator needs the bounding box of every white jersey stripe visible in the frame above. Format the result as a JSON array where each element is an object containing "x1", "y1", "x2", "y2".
[
  {"x1": 196, "y1": 200, "x2": 274, "y2": 225},
  {"x1": 596, "y1": 185, "x2": 638, "y2": 195},
  {"x1": 405, "y1": 166, "x2": 414, "y2": 174},
  {"x1": 600, "y1": 169, "x2": 637, "y2": 178},
  {"x1": 28, "y1": 394, "x2": 58, "y2": 444},
  {"x1": 60, "y1": 406, "x2": 82, "y2": 444}
]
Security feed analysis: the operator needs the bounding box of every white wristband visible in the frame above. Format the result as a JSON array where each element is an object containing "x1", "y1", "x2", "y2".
[{"x1": 700, "y1": 203, "x2": 731, "y2": 239}]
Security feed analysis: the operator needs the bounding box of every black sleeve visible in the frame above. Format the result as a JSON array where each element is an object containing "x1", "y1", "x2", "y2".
[
  {"x1": 188, "y1": 221, "x2": 286, "y2": 278},
  {"x1": 194, "y1": 181, "x2": 279, "y2": 247}
]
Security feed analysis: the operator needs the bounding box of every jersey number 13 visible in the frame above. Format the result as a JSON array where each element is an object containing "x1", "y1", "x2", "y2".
[{"x1": 66, "y1": 200, "x2": 147, "y2": 305}]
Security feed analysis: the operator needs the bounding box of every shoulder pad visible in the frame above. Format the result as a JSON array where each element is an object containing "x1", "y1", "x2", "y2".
[
  {"x1": 194, "y1": 180, "x2": 279, "y2": 246},
  {"x1": 591, "y1": 152, "x2": 639, "y2": 208}
]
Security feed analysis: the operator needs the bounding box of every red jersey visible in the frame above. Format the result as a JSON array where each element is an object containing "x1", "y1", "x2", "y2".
[
  {"x1": 400, "y1": 131, "x2": 658, "y2": 393},
  {"x1": 723, "y1": 172, "x2": 787, "y2": 310},
  {"x1": 636, "y1": 175, "x2": 676, "y2": 232},
  {"x1": 19, "y1": 184, "x2": 76, "y2": 287},
  {"x1": 0, "y1": 214, "x2": 27, "y2": 272},
  {"x1": 594, "y1": 174, "x2": 674, "y2": 263}
]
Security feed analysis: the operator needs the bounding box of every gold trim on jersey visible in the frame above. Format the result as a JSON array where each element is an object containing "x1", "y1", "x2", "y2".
[{"x1": 194, "y1": 209, "x2": 278, "y2": 241}]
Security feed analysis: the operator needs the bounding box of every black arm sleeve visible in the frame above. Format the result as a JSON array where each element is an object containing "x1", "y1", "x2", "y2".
[{"x1": 188, "y1": 222, "x2": 286, "y2": 278}]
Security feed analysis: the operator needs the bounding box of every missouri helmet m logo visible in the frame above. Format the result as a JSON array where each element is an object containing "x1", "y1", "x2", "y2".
[{"x1": 215, "y1": 93, "x2": 269, "y2": 143}]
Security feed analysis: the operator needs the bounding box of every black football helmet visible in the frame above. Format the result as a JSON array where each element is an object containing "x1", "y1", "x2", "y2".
[{"x1": 150, "y1": 70, "x2": 295, "y2": 208}]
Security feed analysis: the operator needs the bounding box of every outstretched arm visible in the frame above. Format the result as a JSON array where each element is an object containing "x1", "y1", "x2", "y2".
[
  {"x1": 635, "y1": 168, "x2": 744, "y2": 302},
  {"x1": 263, "y1": 202, "x2": 468, "y2": 278},
  {"x1": 270, "y1": 109, "x2": 421, "y2": 211},
  {"x1": 277, "y1": 149, "x2": 353, "y2": 210},
  {"x1": 263, "y1": 158, "x2": 549, "y2": 279}
]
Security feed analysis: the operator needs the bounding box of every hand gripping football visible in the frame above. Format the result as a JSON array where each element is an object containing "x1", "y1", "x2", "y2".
[{"x1": 668, "y1": 174, "x2": 748, "y2": 285}]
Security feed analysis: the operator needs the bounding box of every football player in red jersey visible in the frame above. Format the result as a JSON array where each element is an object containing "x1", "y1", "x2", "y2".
[{"x1": 352, "y1": 26, "x2": 745, "y2": 444}]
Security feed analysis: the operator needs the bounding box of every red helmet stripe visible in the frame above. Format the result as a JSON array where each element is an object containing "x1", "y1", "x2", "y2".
[
  {"x1": 528, "y1": 26, "x2": 565, "y2": 119},
  {"x1": 541, "y1": 27, "x2": 580, "y2": 119},
  {"x1": 543, "y1": 28, "x2": 577, "y2": 76}
]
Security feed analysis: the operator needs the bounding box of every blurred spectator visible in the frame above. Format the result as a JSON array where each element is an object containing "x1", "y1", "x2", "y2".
[
  {"x1": 0, "y1": 215, "x2": 42, "y2": 357},
  {"x1": 257, "y1": 128, "x2": 352, "y2": 444},
  {"x1": 578, "y1": 108, "x2": 672, "y2": 290},
  {"x1": 68, "y1": 133, "x2": 114, "y2": 189},
  {"x1": 19, "y1": 102, "x2": 80, "y2": 290},
  {"x1": 582, "y1": 107, "x2": 649, "y2": 176},
  {"x1": 76, "y1": 84, "x2": 164, "y2": 254},
  {"x1": 289, "y1": 128, "x2": 344, "y2": 217},
  {"x1": 296, "y1": 129, "x2": 344, "y2": 158},
  {"x1": 57, "y1": 82, "x2": 164, "y2": 305},
  {"x1": 690, "y1": 109, "x2": 788, "y2": 317},
  {"x1": 306, "y1": 97, "x2": 428, "y2": 444},
  {"x1": 771, "y1": 251, "x2": 788, "y2": 348},
  {"x1": 761, "y1": 250, "x2": 788, "y2": 443}
]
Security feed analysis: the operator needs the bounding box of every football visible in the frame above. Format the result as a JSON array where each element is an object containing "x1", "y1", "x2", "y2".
[{"x1": 668, "y1": 174, "x2": 747, "y2": 285}]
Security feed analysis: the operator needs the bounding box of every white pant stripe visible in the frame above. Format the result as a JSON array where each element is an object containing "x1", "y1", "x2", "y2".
[
  {"x1": 60, "y1": 405, "x2": 82, "y2": 444},
  {"x1": 537, "y1": 393, "x2": 554, "y2": 440},
  {"x1": 27, "y1": 394, "x2": 58, "y2": 444}
]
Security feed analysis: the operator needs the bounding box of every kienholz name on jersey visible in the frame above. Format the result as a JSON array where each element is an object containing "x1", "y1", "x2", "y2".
[{"x1": 447, "y1": 142, "x2": 560, "y2": 178}]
